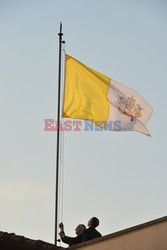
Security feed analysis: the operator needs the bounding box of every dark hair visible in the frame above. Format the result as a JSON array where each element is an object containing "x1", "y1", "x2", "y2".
[
  {"x1": 79, "y1": 224, "x2": 86, "y2": 230},
  {"x1": 91, "y1": 217, "x2": 99, "y2": 228}
]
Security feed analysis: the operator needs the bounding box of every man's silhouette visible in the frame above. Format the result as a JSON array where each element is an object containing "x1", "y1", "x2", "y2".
[
  {"x1": 82, "y1": 217, "x2": 102, "y2": 242},
  {"x1": 59, "y1": 222, "x2": 86, "y2": 247}
]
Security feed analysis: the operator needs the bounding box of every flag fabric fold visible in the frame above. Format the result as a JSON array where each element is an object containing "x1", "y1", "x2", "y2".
[{"x1": 63, "y1": 55, "x2": 153, "y2": 136}]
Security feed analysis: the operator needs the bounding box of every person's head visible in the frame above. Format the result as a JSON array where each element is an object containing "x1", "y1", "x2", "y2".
[
  {"x1": 87, "y1": 217, "x2": 99, "y2": 228},
  {"x1": 75, "y1": 224, "x2": 86, "y2": 235}
]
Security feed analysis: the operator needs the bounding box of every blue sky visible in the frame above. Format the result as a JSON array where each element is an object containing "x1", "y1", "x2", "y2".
[{"x1": 0, "y1": 0, "x2": 167, "y2": 246}]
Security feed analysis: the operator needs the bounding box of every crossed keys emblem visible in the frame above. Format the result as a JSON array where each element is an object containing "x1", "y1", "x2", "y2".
[{"x1": 115, "y1": 95, "x2": 143, "y2": 120}]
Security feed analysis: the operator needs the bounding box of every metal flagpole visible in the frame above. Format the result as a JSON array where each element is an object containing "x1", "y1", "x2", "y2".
[{"x1": 55, "y1": 22, "x2": 65, "y2": 245}]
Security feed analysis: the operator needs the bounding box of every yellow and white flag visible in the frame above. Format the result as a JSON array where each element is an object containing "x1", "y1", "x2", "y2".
[{"x1": 63, "y1": 55, "x2": 153, "y2": 136}]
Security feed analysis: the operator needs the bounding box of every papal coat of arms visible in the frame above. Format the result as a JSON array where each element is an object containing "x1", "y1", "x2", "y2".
[{"x1": 115, "y1": 95, "x2": 143, "y2": 118}]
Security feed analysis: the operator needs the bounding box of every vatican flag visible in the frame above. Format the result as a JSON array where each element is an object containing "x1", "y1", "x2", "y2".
[{"x1": 63, "y1": 55, "x2": 153, "y2": 136}]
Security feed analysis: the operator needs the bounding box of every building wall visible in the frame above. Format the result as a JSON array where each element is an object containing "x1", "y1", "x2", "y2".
[{"x1": 70, "y1": 219, "x2": 167, "y2": 250}]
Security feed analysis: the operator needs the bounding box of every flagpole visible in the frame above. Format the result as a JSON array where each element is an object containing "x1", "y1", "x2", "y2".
[{"x1": 55, "y1": 22, "x2": 64, "y2": 245}]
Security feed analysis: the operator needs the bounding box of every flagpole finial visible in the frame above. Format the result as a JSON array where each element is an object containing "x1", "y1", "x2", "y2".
[
  {"x1": 58, "y1": 22, "x2": 63, "y2": 36},
  {"x1": 60, "y1": 22, "x2": 62, "y2": 33},
  {"x1": 58, "y1": 22, "x2": 65, "y2": 44}
]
